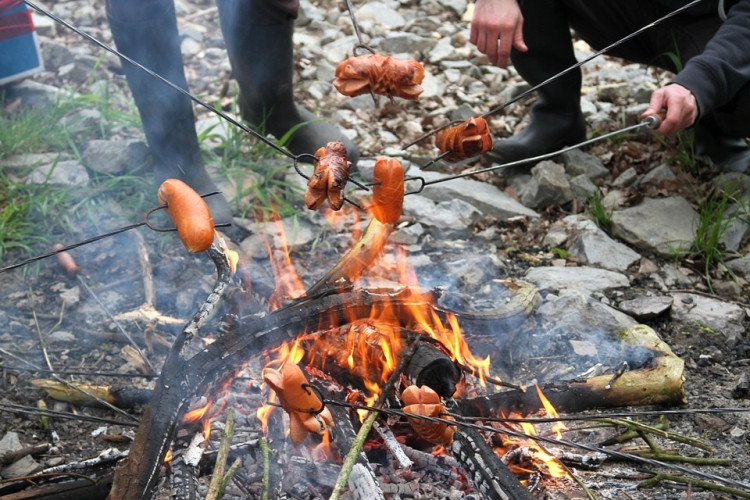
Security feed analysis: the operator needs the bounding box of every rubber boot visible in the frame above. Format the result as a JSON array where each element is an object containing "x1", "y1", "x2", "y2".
[
  {"x1": 694, "y1": 123, "x2": 750, "y2": 174},
  {"x1": 217, "y1": 0, "x2": 359, "y2": 166},
  {"x1": 106, "y1": 0, "x2": 234, "y2": 226},
  {"x1": 484, "y1": 0, "x2": 586, "y2": 167}
]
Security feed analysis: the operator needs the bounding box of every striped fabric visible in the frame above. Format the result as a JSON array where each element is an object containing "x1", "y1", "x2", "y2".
[{"x1": 0, "y1": 1, "x2": 44, "y2": 86}]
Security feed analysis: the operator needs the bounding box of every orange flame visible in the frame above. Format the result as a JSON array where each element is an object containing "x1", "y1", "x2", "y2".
[
  {"x1": 535, "y1": 384, "x2": 567, "y2": 440},
  {"x1": 263, "y1": 218, "x2": 306, "y2": 308},
  {"x1": 183, "y1": 402, "x2": 212, "y2": 423}
]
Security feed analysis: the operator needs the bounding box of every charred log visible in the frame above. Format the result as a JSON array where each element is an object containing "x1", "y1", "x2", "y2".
[{"x1": 447, "y1": 401, "x2": 530, "y2": 500}]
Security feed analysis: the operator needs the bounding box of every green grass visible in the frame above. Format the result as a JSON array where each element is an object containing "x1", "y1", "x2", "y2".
[
  {"x1": 199, "y1": 102, "x2": 306, "y2": 221},
  {"x1": 0, "y1": 80, "x2": 314, "y2": 267},
  {"x1": 0, "y1": 83, "x2": 153, "y2": 265},
  {"x1": 686, "y1": 183, "x2": 745, "y2": 291},
  {"x1": 586, "y1": 191, "x2": 613, "y2": 234}
]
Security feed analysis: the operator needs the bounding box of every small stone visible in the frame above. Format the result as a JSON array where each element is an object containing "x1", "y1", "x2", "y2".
[{"x1": 732, "y1": 372, "x2": 749, "y2": 399}]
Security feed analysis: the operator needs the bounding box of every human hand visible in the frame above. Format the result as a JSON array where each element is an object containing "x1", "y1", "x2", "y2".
[
  {"x1": 642, "y1": 84, "x2": 698, "y2": 135},
  {"x1": 470, "y1": 0, "x2": 527, "y2": 68}
]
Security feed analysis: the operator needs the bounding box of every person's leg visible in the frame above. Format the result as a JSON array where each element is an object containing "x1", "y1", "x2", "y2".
[
  {"x1": 106, "y1": 0, "x2": 234, "y2": 223},
  {"x1": 565, "y1": 0, "x2": 749, "y2": 172},
  {"x1": 484, "y1": 0, "x2": 586, "y2": 166},
  {"x1": 217, "y1": 0, "x2": 359, "y2": 165}
]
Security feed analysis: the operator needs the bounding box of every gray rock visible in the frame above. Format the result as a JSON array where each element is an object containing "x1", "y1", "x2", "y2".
[
  {"x1": 321, "y1": 36, "x2": 360, "y2": 65},
  {"x1": 298, "y1": 0, "x2": 325, "y2": 24},
  {"x1": 732, "y1": 372, "x2": 750, "y2": 399},
  {"x1": 355, "y1": 2, "x2": 406, "y2": 28},
  {"x1": 726, "y1": 254, "x2": 750, "y2": 280},
  {"x1": 597, "y1": 82, "x2": 631, "y2": 102},
  {"x1": 720, "y1": 207, "x2": 750, "y2": 252},
  {"x1": 524, "y1": 266, "x2": 629, "y2": 293},
  {"x1": 617, "y1": 295, "x2": 673, "y2": 320},
  {"x1": 428, "y1": 36, "x2": 456, "y2": 63},
  {"x1": 569, "y1": 174, "x2": 600, "y2": 203},
  {"x1": 670, "y1": 292, "x2": 746, "y2": 342},
  {"x1": 402, "y1": 195, "x2": 481, "y2": 231},
  {"x1": 611, "y1": 197, "x2": 699, "y2": 256},
  {"x1": 519, "y1": 160, "x2": 573, "y2": 209},
  {"x1": 0, "y1": 153, "x2": 64, "y2": 174},
  {"x1": 566, "y1": 219, "x2": 641, "y2": 272},
  {"x1": 40, "y1": 40, "x2": 74, "y2": 69},
  {"x1": 409, "y1": 167, "x2": 538, "y2": 220},
  {"x1": 27, "y1": 159, "x2": 89, "y2": 186},
  {"x1": 639, "y1": 163, "x2": 676, "y2": 186},
  {"x1": 48, "y1": 330, "x2": 76, "y2": 343},
  {"x1": 59, "y1": 108, "x2": 105, "y2": 136},
  {"x1": 31, "y1": 11, "x2": 57, "y2": 36},
  {"x1": 611, "y1": 167, "x2": 638, "y2": 188},
  {"x1": 58, "y1": 55, "x2": 109, "y2": 85},
  {"x1": 82, "y1": 139, "x2": 150, "y2": 176},
  {"x1": 0, "y1": 432, "x2": 41, "y2": 478},
  {"x1": 379, "y1": 33, "x2": 437, "y2": 55},
  {"x1": 535, "y1": 289, "x2": 638, "y2": 345},
  {"x1": 392, "y1": 222, "x2": 425, "y2": 245},
  {"x1": 436, "y1": 0, "x2": 467, "y2": 15},
  {"x1": 601, "y1": 189, "x2": 627, "y2": 211},
  {"x1": 543, "y1": 224, "x2": 569, "y2": 248},
  {"x1": 2, "y1": 80, "x2": 69, "y2": 110},
  {"x1": 240, "y1": 217, "x2": 316, "y2": 259}
]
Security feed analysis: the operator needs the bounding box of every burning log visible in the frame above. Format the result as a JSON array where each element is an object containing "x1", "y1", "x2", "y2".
[
  {"x1": 458, "y1": 325, "x2": 685, "y2": 417},
  {"x1": 298, "y1": 329, "x2": 459, "y2": 397}
]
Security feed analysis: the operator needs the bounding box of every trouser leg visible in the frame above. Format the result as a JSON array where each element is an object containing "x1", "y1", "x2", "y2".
[
  {"x1": 106, "y1": 0, "x2": 235, "y2": 222},
  {"x1": 485, "y1": 0, "x2": 586, "y2": 166},
  {"x1": 217, "y1": 0, "x2": 359, "y2": 164}
]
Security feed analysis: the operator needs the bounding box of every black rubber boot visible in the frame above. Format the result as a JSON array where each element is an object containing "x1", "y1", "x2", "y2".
[
  {"x1": 694, "y1": 123, "x2": 750, "y2": 174},
  {"x1": 484, "y1": 0, "x2": 586, "y2": 167},
  {"x1": 106, "y1": 0, "x2": 234, "y2": 225},
  {"x1": 217, "y1": 0, "x2": 359, "y2": 165}
]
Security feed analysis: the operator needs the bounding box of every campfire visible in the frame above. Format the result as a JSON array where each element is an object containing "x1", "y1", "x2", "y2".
[
  {"x1": 3, "y1": 182, "x2": 709, "y2": 499},
  {"x1": 2, "y1": 2, "x2": 748, "y2": 499}
]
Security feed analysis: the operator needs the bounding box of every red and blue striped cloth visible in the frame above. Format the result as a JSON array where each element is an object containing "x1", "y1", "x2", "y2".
[{"x1": 0, "y1": 0, "x2": 44, "y2": 85}]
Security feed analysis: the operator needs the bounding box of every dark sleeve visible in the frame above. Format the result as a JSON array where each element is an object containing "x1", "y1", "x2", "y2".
[{"x1": 670, "y1": 0, "x2": 750, "y2": 119}]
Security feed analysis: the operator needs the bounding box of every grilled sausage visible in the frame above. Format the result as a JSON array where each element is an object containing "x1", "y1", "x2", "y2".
[
  {"x1": 370, "y1": 157, "x2": 404, "y2": 224},
  {"x1": 334, "y1": 54, "x2": 425, "y2": 100},
  {"x1": 434, "y1": 117, "x2": 493, "y2": 162},
  {"x1": 157, "y1": 179, "x2": 215, "y2": 252}
]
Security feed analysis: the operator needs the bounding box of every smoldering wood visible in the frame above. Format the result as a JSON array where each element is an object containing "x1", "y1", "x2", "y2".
[
  {"x1": 32, "y1": 379, "x2": 152, "y2": 409},
  {"x1": 372, "y1": 421, "x2": 412, "y2": 470},
  {"x1": 447, "y1": 399, "x2": 530, "y2": 500},
  {"x1": 0, "y1": 471, "x2": 114, "y2": 500},
  {"x1": 285, "y1": 455, "x2": 341, "y2": 495},
  {"x1": 457, "y1": 325, "x2": 686, "y2": 417},
  {"x1": 325, "y1": 388, "x2": 385, "y2": 500},
  {"x1": 404, "y1": 342, "x2": 460, "y2": 397},
  {"x1": 169, "y1": 429, "x2": 204, "y2": 500}
]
